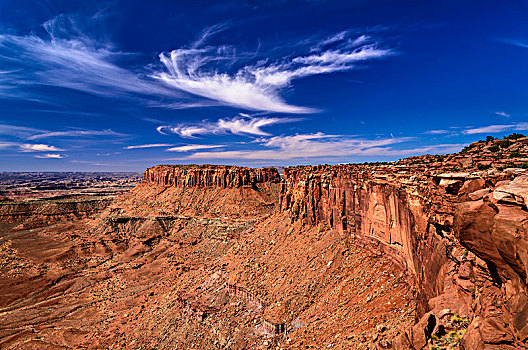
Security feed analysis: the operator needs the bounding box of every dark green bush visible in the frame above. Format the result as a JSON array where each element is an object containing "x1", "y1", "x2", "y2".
[
  {"x1": 460, "y1": 146, "x2": 471, "y2": 154},
  {"x1": 489, "y1": 145, "x2": 500, "y2": 152},
  {"x1": 504, "y1": 133, "x2": 525, "y2": 140},
  {"x1": 477, "y1": 164, "x2": 491, "y2": 170},
  {"x1": 499, "y1": 140, "x2": 513, "y2": 148},
  {"x1": 510, "y1": 151, "x2": 521, "y2": 158}
]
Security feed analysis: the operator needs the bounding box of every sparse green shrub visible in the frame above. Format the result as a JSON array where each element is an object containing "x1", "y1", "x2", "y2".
[
  {"x1": 451, "y1": 314, "x2": 463, "y2": 323},
  {"x1": 510, "y1": 151, "x2": 521, "y2": 158},
  {"x1": 486, "y1": 136, "x2": 495, "y2": 142},
  {"x1": 505, "y1": 133, "x2": 525, "y2": 140},
  {"x1": 460, "y1": 146, "x2": 471, "y2": 154},
  {"x1": 499, "y1": 140, "x2": 513, "y2": 148},
  {"x1": 489, "y1": 145, "x2": 500, "y2": 152},
  {"x1": 477, "y1": 164, "x2": 491, "y2": 170},
  {"x1": 462, "y1": 248, "x2": 469, "y2": 259},
  {"x1": 517, "y1": 163, "x2": 528, "y2": 169}
]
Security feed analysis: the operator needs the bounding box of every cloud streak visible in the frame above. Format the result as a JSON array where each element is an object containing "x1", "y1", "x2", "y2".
[
  {"x1": 462, "y1": 122, "x2": 528, "y2": 135},
  {"x1": 124, "y1": 143, "x2": 174, "y2": 150},
  {"x1": 157, "y1": 115, "x2": 300, "y2": 138},
  {"x1": 35, "y1": 153, "x2": 63, "y2": 159},
  {"x1": 167, "y1": 144, "x2": 225, "y2": 152},
  {"x1": 19, "y1": 143, "x2": 64, "y2": 152},
  {"x1": 0, "y1": 14, "x2": 182, "y2": 102},
  {"x1": 499, "y1": 38, "x2": 528, "y2": 49},
  {"x1": 153, "y1": 30, "x2": 393, "y2": 113},
  {"x1": 0, "y1": 123, "x2": 127, "y2": 140},
  {"x1": 185, "y1": 133, "x2": 419, "y2": 161},
  {"x1": 0, "y1": 18, "x2": 394, "y2": 114}
]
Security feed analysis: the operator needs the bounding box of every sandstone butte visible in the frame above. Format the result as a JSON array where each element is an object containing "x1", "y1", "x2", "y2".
[{"x1": 1, "y1": 134, "x2": 528, "y2": 349}]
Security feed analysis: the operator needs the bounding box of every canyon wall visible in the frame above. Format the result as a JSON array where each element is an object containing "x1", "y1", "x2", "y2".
[
  {"x1": 279, "y1": 161, "x2": 528, "y2": 349},
  {"x1": 0, "y1": 197, "x2": 112, "y2": 227},
  {"x1": 279, "y1": 165, "x2": 454, "y2": 310},
  {"x1": 140, "y1": 160, "x2": 528, "y2": 348},
  {"x1": 455, "y1": 175, "x2": 528, "y2": 348},
  {"x1": 143, "y1": 165, "x2": 280, "y2": 188}
]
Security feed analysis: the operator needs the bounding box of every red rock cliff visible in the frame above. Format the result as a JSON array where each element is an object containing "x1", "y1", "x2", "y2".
[
  {"x1": 279, "y1": 134, "x2": 528, "y2": 349},
  {"x1": 279, "y1": 164, "x2": 455, "y2": 315},
  {"x1": 143, "y1": 165, "x2": 280, "y2": 188}
]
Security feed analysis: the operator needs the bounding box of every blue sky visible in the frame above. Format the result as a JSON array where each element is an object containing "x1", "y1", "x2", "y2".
[{"x1": 0, "y1": 0, "x2": 527, "y2": 171}]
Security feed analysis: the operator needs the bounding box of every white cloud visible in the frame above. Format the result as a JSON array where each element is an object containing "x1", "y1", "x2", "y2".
[
  {"x1": 424, "y1": 129, "x2": 450, "y2": 135},
  {"x1": 28, "y1": 129, "x2": 127, "y2": 140},
  {"x1": 124, "y1": 143, "x2": 173, "y2": 150},
  {"x1": 167, "y1": 144, "x2": 225, "y2": 152},
  {"x1": 0, "y1": 15, "x2": 182, "y2": 101},
  {"x1": 0, "y1": 141, "x2": 17, "y2": 150},
  {"x1": 186, "y1": 133, "x2": 415, "y2": 160},
  {"x1": 0, "y1": 123, "x2": 128, "y2": 143},
  {"x1": 495, "y1": 111, "x2": 511, "y2": 118},
  {"x1": 153, "y1": 33, "x2": 393, "y2": 113},
  {"x1": 35, "y1": 153, "x2": 63, "y2": 159},
  {"x1": 499, "y1": 38, "x2": 528, "y2": 48},
  {"x1": 0, "y1": 17, "x2": 393, "y2": 114},
  {"x1": 157, "y1": 115, "x2": 300, "y2": 138},
  {"x1": 462, "y1": 122, "x2": 528, "y2": 135},
  {"x1": 19, "y1": 144, "x2": 64, "y2": 152}
]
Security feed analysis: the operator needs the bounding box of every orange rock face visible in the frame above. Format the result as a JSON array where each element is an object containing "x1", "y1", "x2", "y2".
[
  {"x1": 1, "y1": 135, "x2": 528, "y2": 349},
  {"x1": 143, "y1": 164, "x2": 280, "y2": 188}
]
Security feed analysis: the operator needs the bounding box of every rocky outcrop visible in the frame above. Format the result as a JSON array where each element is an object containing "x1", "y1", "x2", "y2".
[
  {"x1": 0, "y1": 197, "x2": 112, "y2": 228},
  {"x1": 279, "y1": 165, "x2": 455, "y2": 314},
  {"x1": 278, "y1": 137, "x2": 528, "y2": 349},
  {"x1": 2, "y1": 135, "x2": 528, "y2": 349},
  {"x1": 143, "y1": 165, "x2": 280, "y2": 188},
  {"x1": 456, "y1": 175, "x2": 528, "y2": 349}
]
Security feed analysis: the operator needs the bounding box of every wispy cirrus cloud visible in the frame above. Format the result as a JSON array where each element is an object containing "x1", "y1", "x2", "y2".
[
  {"x1": 185, "y1": 133, "x2": 419, "y2": 161},
  {"x1": 157, "y1": 114, "x2": 300, "y2": 138},
  {"x1": 0, "y1": 16, "x2": 394, "y2": 114},
  {"x1": 124, "y1": 143, "x2": 174, "y2": 150},
  {"x1": 154, "y1": 30, "x2": 394, "y2": 113},
  {"x1": 35, "y1": 153, "x2": 63, "y2": 159},
  {"x1": 424, "y1": 122, "x2": 528, "y2": 136},
  {"x1": 495, "y1": 111, "x2": 511, "y2": 118},
  {"x1": 167, "y1": 144, "x2": 225, "y2": 152},
  {"x1": 27, "y1": 129, "x2": 127, "y2": 140},
  {"x1": 19, "y1": 143, "x2": 64, "y2": 152},
  {"x1": 0, "y1": 14, "x2": 182, "y2": 102},
  {"x1": 462, "y1": 122, "x2": 528, "y2": 135},
  {"x1": 0, "y1": 123, "x2": 128, "y2": 140},
  {"x1": 498, "y1": 38, "x2": 528, "y2": 48},
  {"x1": 424, "y1": 129, "x2": 451, "y2": 135}
]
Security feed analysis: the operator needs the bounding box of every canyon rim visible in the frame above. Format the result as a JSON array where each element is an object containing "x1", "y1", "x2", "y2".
[
  {"x1": 1, "y1": 1, "x2": 528, "y2": 349},
  {"x1": 1, "y1": 135, "x2": 528, "y2": 349}
]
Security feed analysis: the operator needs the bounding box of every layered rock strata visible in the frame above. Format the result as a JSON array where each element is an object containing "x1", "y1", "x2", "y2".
[
  {"x1": 0, "y1": 197, "x2": 112, "y2": 227},
  {"x1": 2, "y1": 135, "x2": 528, "y2": 349},
  {"x1": 143, "y1": 165, "x2": 280, "y2": 188},
  {"x1": 279, "y1": 165, "x2": 454, "y2": 316}
]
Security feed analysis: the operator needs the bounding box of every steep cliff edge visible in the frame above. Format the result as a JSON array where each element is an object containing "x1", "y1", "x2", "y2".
[
  {"x1": 456, "y1": 175, "x2": 528, "y2": 348},
  {"x1": 0, "y1": 196, "x2": 113, "y2": 228},
  {"x1": 143, "y1": 164, "x2": 280, "y2": 188},
  {"x1": 1, "y1": 136, "x2": 528, "y2": 349},
  {"x1": 279, "y1": 165, "x2": 454, "y2": 315},
  {"x1": 278, "y1": 135, "x2": 528, "y2": 349}
]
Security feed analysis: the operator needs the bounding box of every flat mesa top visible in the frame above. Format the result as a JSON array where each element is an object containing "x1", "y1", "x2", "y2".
[{"x1": 148, "y1": 164, "x2": 277, "y2": 170}]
